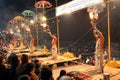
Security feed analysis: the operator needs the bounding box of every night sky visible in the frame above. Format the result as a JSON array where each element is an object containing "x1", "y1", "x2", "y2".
[{"x1": 0, "y1": 0, "x2": 120, "y2": 48}]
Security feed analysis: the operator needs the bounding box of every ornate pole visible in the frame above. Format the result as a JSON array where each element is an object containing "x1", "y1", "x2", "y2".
[
  {"x1": 36, "y1": 23, "x2": 39, "y2": 49},
  {"x1": 55, "y1": 0, "x2": 60, "y2": 54},
  {"x1": 107, "y1": 0, "x2": 111, "y2": 61},
  {"x1": 35, "y1": 0, "x2": 39, "y2": 50}
]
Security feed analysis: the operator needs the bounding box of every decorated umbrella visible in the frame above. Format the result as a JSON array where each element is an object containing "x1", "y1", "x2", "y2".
[
  {"x1": 8, "y1": 19, "x2": 17, "y2": 24},
  {"x1": 13, "y1": 16, "x2": 24, "y2": 22},
  {"x1": 7, "y1": 19, "x2": 16, "y2": 28},
  {"x1": 6, "y1": 19, "x2": 16, "y2": 31},
  {"x1": 13, "y1": 16, "x2": 24, "y2": 32},
  {"x1": 35, "y1": 0, "x2": 52, "y2": 30},
  {"x1": 21, "y1": 10, "x2": 35, "y2": 25},
  {"x1": 22, "y1": 10, "x2": 35, "y2": 17},
  {"x1": 35, "y1": 0, "x2": 52, "y2": 8}
]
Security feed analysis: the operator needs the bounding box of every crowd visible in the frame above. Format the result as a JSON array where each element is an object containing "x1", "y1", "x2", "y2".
[
  {"x1": 1, "y1": 52, "x2": 105, "y2": 80},
  {"x1": 0, "y1": 53, "x2": 58, "y2": 80},
  {"x1": 0, "y1": 52, "x2": 81, "y2": 80}
]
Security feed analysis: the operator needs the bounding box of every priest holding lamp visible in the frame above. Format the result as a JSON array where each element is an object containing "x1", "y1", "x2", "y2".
[
  {"x1": 43, "y1": 25, "x2": 57, "y2": 60},
  {"x1": 89, "y1": 10, "x2": 104, "y2": 73}
]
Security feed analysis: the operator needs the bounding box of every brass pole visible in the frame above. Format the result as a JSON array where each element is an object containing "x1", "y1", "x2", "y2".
[
  {"x1": 55, "y1": 0, "x2": 60, "y2": 54},
  {"x1": 35, "y1": 0, "x2": 39, "y2": 49},
  {"x1": 107, "y1": 0, "x2": 111, "y2": 61},
  {"x1": 37, "y1": 24, "x2": 39, "y2": 49}
]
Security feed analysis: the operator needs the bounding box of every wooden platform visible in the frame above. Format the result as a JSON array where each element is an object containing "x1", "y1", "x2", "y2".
[
  {"x1": 53, "y1": 64, "x2": 120, "y2": 80},
  {"x1": 36, "y1": 55, "x2": 81, "y2": 69},
  {"x1": 13, "y1": 49, "x2": 51, "y2": 58},
  {"x1": 12, "y1": 48, "x2": 30, "y2": 53}
]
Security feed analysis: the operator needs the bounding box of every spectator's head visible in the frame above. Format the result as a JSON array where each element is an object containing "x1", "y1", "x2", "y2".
[
  {"x1": 8, "y1": 53, "x2": 19, "y2": 68},
  {"x1": 34, "y1": 59, "x2": 41, "y2": 69},
  {"x1": 34, "y1": 59, "x2": 41, "y2": 75},
  {"x1": 40, "y1": 65, "x2": 53, "y2": 80},
  {"x1": 60, "y1": 70, "x2": 66, "y2": 76},
  {"x1": 21, "y1": 54, "x2": 29, "y2": 63},
  {"x1": 18, "y1": 75, "x2": 30, "y2": 80},
  {"x1": 23, "y1": 62, "x2": 34, "y2": 74}
]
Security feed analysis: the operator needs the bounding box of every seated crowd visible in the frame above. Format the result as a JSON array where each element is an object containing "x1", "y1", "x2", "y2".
[{"x1": 0, "y1": 53, "x2": 71, "y2": 80}]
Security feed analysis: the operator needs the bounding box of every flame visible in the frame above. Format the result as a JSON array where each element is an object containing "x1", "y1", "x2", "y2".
[
  {"x1": 42, "y1": 23, "x2": 47, "y2": 28},
  {"x1": 26, "y1": 27, "x2": 31, "y2": 32},
  {"x1": 94, "y1": 12, "x2": 98, "y2": 20},
  {"x1": 26, "y1": 29, "x2": 30, "y2": 32},
  {"x1": 89, "y1": 12, "x2": 94, "y2": 20},
  {"x1": 89, "y1": 11, "x2": 98, "y2": 20},
  {"x1": 15, "y1": 26, "x2": 20, "y2": 33},
  {"x1": 10, "y1": 29, "x2": 14, "y2": 34},
  {"x1": 17, "y1": 29, "x2": 20, "y2": 33}
]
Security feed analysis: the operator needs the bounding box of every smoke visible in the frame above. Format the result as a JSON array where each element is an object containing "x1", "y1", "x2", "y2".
[
  {"x1": 0, "y1": 0, "x2": 20, "y2": 30},
  {"x1": 87, "y1": 2, "x2": 106, "y2": 14},
  {"x1": 0, "y1": 0, "x2": 35, "y2": 30}
]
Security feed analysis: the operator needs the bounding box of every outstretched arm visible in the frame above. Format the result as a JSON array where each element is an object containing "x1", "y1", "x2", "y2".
[{"x1": 48, "y1": 31, "x2": 53, "y2": 38}]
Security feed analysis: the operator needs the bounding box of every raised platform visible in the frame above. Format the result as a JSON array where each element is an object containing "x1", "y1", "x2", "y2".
[
  {"x1": 36, "y1": 55, "x2": 81, "y2": 69},
  {"x1": 12, "y1": 48, "x2": 30, "y2": 53},
  {"x1": 13, "y1": 48, "x2": 51, "y2": 58},
  {"x1": 16, "y1": 51, "x2": 51, "y2": 58},
  {"x1": 53, "y1": 64, "x2": 120, "y2": 80}
]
